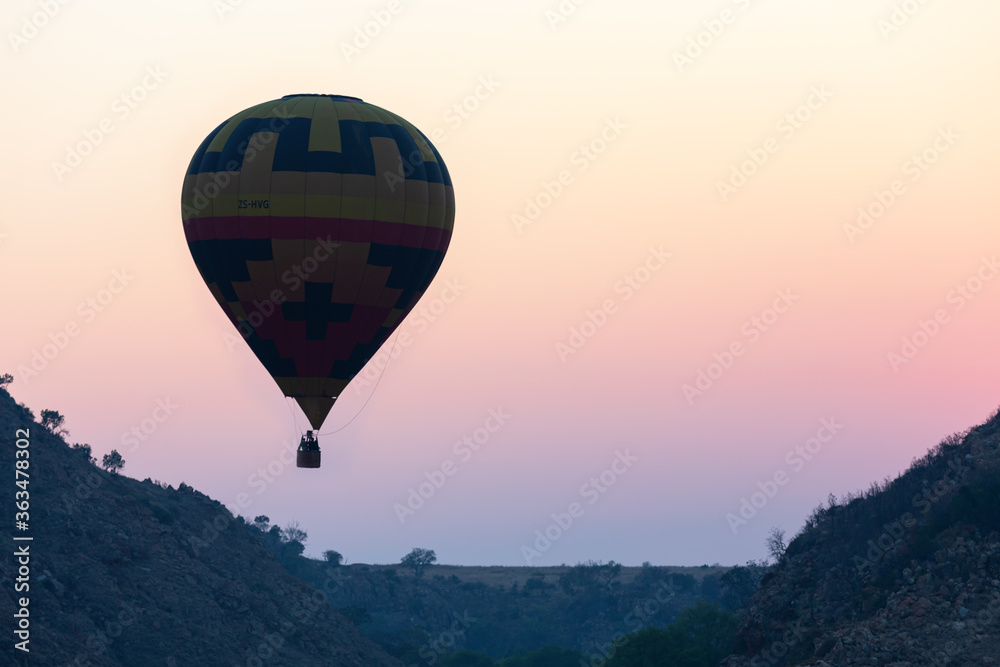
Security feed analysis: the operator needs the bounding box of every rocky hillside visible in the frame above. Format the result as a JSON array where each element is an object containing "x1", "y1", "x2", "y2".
[
  {"x1": 724, "y1": 407, "x2": 1000, "y2": 666},
  {"x1": 0, "y1": 385, "x2": 401, "y2": 667}
]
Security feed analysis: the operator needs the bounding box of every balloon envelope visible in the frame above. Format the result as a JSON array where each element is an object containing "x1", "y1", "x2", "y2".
[{"x1": 181, "y1": 94, "x2": 455, "y2": 429}]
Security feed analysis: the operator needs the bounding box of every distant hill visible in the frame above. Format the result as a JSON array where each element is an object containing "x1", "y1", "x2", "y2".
[
  {"x1": 723, "y1": 406, "x2": 1000, "y2": 666},
  {"x1": 0, "y1": 384, "x2": 401, "y2": 667},
  {"x1": 286, "y1": 559, "x2": 730, "y2": 660}
]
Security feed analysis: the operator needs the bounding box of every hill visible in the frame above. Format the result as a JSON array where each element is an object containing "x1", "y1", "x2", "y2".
[
  {"x1": 0, "y1": 383, "x2": 401, "y2": 666},
  {"x1": 285, "y1": 559, "x2": 729, "y2": 660},
  {"x1": 723, "y1": 406, "x2": 1000, "y2": 666}
]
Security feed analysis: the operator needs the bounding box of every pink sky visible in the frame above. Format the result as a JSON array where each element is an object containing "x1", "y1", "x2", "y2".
[{"x1": 2, "y1": 0, "x2": 999, "y2": 566}]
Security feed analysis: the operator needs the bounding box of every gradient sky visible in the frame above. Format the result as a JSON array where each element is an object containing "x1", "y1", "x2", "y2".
[{"x1": 2, "y1": 0, "x2": 998, "y2": 567}]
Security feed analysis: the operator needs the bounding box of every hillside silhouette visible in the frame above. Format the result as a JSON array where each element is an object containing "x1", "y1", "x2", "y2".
[
  {"x1": 0, "y1": 384, "x2": 401, "y2": 667},
  {"x1": 723, "y1": 406, "x2": 1000, "y2": 666}
]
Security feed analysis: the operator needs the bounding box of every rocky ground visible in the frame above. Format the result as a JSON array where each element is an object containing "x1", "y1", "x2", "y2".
[
  {"x1": 725, "y1": 530, "x2": 1000, "y2": 666},
  {"x1": 723, "y1": 408, "x2": 1000, "y2": 667}
]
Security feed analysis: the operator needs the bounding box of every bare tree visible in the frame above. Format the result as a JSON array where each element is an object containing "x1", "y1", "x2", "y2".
[
  {"x1": 766, "y1": 526, "x2": 787, "y2": 563},
  {"x1": 282, "y1": 521, "x2": 308, "y2": 545}
]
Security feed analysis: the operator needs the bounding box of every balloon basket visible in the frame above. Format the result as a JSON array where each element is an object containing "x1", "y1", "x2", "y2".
[
  {"x1": 297, "y1": 450, "x2": 321, "y2": 468},
  {"x1": 296, "y1": 430, "x2": 321, "y2": 468}
]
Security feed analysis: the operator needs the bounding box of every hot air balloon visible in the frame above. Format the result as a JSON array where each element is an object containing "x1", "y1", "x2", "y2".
[{"x1": 181, "y1": 94, "x2": 455, "y2": 468}]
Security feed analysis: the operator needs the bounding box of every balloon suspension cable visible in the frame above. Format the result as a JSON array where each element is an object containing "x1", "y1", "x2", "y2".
[
  {"x1": 317, "y1": 329, "x2": 401, "y2": 437},
  {"x1": 286, "y1": 396, "x2": 306, "y2": 438}
]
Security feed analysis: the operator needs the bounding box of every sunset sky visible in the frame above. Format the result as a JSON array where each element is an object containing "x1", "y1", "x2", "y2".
[{"x1": 2, "y1": 0, "x2": 998, "y2": 567}]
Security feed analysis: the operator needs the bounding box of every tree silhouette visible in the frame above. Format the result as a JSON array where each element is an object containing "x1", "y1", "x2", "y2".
[
  {"x1": 719, "y1": 560, "x2": 768, "y2": 610},
  {"x1": 766, "y1": 526, "x2": 787, "y2": 563},
  {"x1": 606, "y1": 601, "x2": 737, "y2": 666},
  {"x1": 558, "y1": 560, "x2": 621, "y2": 593},
  {"x1": 40, "y1": 409, "x2": 68, "y2": 437},
  {"x1": 101, "y1": 450, "x2": 125, "y2": 474},
  {"x1": 283, "y1": 521, "x2": 308, "y2": 545},
  {"x1": 71, "y1": 443, "x2": 96, "y2": 464},
  {"x1": 279, "y1": 521, "x2": 308, "y2": 559},
  {"x1": 401, "y1": 548, "x2": 437, "y2": 577}
]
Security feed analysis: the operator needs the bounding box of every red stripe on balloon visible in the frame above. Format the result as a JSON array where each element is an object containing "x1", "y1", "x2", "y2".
[{"x1": 185, "y1": 216, "x2": 451, "y2": 251}]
